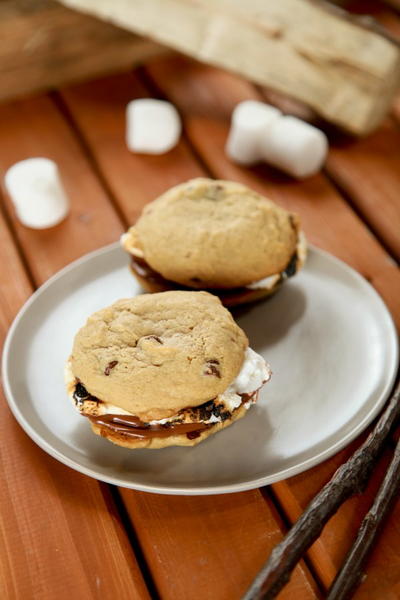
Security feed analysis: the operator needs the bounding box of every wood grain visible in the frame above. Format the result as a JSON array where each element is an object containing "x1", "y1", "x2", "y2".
[
  {"x1": 60, "y1": 0, "x2": 400, "y2": 134},
  {"x1": 0, "y1": 0, "x2": 166, "y2": 103},
  {"x1": 272, "y1": 440, "x2": 400, "y2": 599},
  {"x1": 320, "y1": 2, "x2": 400, "y2": 264},
  {"x1": 0, "y1": 94, "x2": 123, "y2": 285},
  {"x1": 141, "y1": 55, "x2": 400, "y2": 597},
  {"x1": 60, "y1": 73, "x2": 204, "y2": 224},
  {"x1": 325, "y1": 121, "x2": 400, "y2": 262},
  {"x1": 60, "y1": 70, "x2": 319, "y2": 600},
  {"x1": 0, "y1": 207, "x2": 150, "y2": 599},
  {"x1": 119, "y1": 490, "x2": 319, "y2": 600}
]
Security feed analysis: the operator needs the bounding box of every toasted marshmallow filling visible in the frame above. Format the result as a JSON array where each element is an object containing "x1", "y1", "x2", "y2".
[
  {"x1": 121, "y1": 229, "x2": 307, "y2": 292},
  {"x1": 65, "y1": 347, "x2": 271, "y2": 432}
]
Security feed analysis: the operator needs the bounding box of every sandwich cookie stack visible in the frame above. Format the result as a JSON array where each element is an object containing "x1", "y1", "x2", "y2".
[
  {"x1": 65, "y1": 291, "x2": 271, "y2": 449},
  {"x1": 121, "y1": 178, "x2": 306, "y2": 306}
]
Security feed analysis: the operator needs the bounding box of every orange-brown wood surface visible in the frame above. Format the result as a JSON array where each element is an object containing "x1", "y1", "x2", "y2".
[
  {"x1": 0, "y1": 204, "x2": 150, "y2": 599},
  {"x1": 326, "y1": 122, "x2": 400, "y2": 262},
  {"x1": 0, "y1": 4, "x2": 399, "y2": 597}
]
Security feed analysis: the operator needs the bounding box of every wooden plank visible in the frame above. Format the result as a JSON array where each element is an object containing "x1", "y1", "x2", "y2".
[
  {"x1": 325, "y1": 120, "x2": 400, "y2": 262},
  {"x1": 0, "y1": 209, "x2": 150, "y2": 599},
  {"x1": 273, "y1": 444, "x2": 400, "y2": 599},
  {"x1": 0, "y1": 94, "x2": 123, "y2": 285},
  {"x1": 0, "y1": 0, "x2": 166, "y2": 103},
  {"x1": 384, "y1": 0, "x2": 400, "y2": 12},
  {"x1": 119, "y1": 490, "x2": 319, "y2": 600},
  {"x1": 321, "y1": 1, "x2": 400, "y2": 263},
  {"x1": 141, "y1": 55, "x2": 400, "y2": 596},
  {"x1": 60, "y1": 73, "x2": 204, "y2": 224},
  {"x1": 60, "y1": 71, "x2": 319, "y2": 600},
  {"x1": 60, "y1": 0, "x2": 400, "y2": 135}
]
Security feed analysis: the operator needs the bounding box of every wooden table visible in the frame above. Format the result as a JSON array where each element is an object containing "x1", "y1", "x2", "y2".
[{"x1": 1, "y1": 8, "x2": 400, "y2": 599}]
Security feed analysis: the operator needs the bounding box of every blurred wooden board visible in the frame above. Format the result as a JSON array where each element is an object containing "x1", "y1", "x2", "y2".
[
  {"x1": 59, "y1": 0, "x2": 400, "y2": 135},
  {"x1": 0, "y1": 0, "x2": 166, "y2": 103}
]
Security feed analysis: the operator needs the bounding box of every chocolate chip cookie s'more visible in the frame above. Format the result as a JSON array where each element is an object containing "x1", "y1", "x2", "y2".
[
  {"x1": 121, "y1": 178, "x2": 306, "y2": 306},
  {"x1": 65, "y1": 291, "x2": 271, "y2": 449}
]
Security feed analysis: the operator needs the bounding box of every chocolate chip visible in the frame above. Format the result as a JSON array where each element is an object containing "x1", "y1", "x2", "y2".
[
  {"x1": 207, "y1": 359, "x2": 220, "y2": 365},
  {"x1": 218, "y1": 410, "x2": 231, "y2": 422},
  {"x1": 104, "y1": 360, "x2": 118, "y2": 376},
  {"x1": 204, "y1": 363, "x2": 221, "y2": 378},
  {"x1": 186, "y1": 430, "x2": 201, "y2": 440},
  {"x1": 187, "y1": 397, "x2": 232, "y2": 423},
  {"x1": 74, "y1": 382, "x2": 89, "y2": 399},
  {"x1": 144, "y1": 335, "x2": 163, "y2": 344},
  {"x1": 283, "y1": 253, "x2": 298, "y2": 279}
]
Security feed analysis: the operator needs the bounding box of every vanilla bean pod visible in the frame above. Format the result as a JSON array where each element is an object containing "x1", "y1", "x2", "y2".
[
  {"x1": 327, "y1": 438, "x2": 400, "y2": 600},
  {"x1": 243, "y1": 378, "x2": 400, "y2": 600}
]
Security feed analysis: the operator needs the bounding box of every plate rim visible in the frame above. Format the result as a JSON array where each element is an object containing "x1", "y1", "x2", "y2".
[{"x1": 2, "y1": 242, "x2": 398, "y2": 495}]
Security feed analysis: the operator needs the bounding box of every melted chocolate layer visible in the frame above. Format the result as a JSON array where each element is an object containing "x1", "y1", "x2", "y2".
[
  {"x1": 130, "y1": 254, "x2": 296, "y2": 304},
  {"x1": 89, "y1": 414, "x2": 211, "y2": 440},
  {"x1": 74, "y1": 383, "x2": 259, "y2": 442}
]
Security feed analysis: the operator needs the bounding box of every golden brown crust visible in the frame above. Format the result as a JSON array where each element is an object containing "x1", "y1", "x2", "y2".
[
  {"x1": 89, "y1": 403, "x2": 249, "y2": 449},
  {"x1": 130, "y1": 178, "x2": 299, "y2": 289}
]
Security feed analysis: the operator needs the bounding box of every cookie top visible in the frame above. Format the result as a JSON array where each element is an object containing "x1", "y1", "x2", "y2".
[
  {"x1": 128, "y1": 178, "x2": 299, "y2": 288},
  {"x1": 71, "y1": 291, "x2": 248, "y2": 420}
]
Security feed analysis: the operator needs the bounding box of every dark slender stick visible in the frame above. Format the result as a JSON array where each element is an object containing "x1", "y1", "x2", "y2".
[
  {"x1": 327, "y1": 438, "x2": 400, "y2": 600},
  {"x1": 242, "y1": 378, "x2": 400, "y2": 600}
]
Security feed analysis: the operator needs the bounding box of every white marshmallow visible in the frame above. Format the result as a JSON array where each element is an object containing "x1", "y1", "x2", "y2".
[
  {"x1": 126, "y1": 99, "x2": 181, "y2": 154},
  {"x1": 4, "y1": 158, "x2": 69, "y2": 229},
  {"x1": 65, "y1": 346, "x2": 271, "y2": 426},
  {"x1": 233, "y1": 347, "x2": 272, "y2": 395},
  {"x1": 226, "y1": 100, "x2": 281, "y2": 165},
  {"x1": 259, "y1": 116, "x2": 328, "y2": 178}
]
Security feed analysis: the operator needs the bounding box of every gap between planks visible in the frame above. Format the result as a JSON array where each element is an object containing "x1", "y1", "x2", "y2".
[
  {"x1": 322, "y1": 165, "x2": 399, "y2": 266},
  {"x1": 107, "y1": 486, "x2": 162, "y2": 600},
  {"x1": 136, "y1": 65, "x2": 216, "y2": 180},
  {"x1": 0, "y1": 188, "x2": 36, "y2": 290},
  {"x1": 50, "y1": 90, "x2": 130, "y2": 230}
]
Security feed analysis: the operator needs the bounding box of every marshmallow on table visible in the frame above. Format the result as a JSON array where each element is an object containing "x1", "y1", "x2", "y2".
[
  {"x1": 225, "y1": 100, "x2": 281, "y2": 165},
  {"x1": 226, "y1": 100, "x2": 328, "y2": 178},
  {"x1": 126, "y1": 99, "x2": 181, "y2": 154},
  {"x1": 259, "y1": 116, "x2": 328, "y2": 179},
  {"x1": 4, "y1": 158, "x2": 69, "y2": 229}
]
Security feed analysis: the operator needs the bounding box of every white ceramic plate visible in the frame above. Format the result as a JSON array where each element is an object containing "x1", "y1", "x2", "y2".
[{"x1": 2, "y1": 244, "x2": 398, "y2": 495}]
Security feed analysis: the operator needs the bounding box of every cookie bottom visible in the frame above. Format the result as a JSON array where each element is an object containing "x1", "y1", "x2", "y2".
[
  {"x1": 89, "y1": 403, "x2": 249, "y2": 449},
  {"x1": 130, "y1": 259, "x2": 282, "y2": 307}
]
